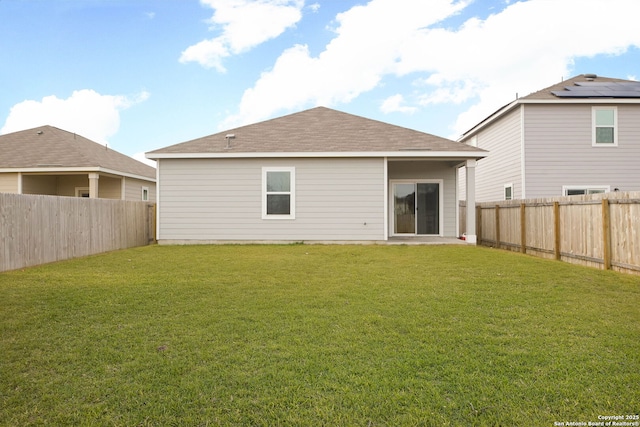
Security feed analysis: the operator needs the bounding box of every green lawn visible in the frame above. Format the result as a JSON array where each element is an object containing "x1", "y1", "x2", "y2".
[{"x1": 1, "y1": 245, "x2": 638, "y2": 426}]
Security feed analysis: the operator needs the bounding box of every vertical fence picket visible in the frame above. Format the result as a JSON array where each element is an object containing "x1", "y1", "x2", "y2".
[
  {"x1": 467, "y1": 192, "x2": 640, "y2": 274},
  {"x1": 0, "y1": 194, "x2": 155, "y2": 272}
]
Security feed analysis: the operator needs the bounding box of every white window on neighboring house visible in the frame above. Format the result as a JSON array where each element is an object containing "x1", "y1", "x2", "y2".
[
  {"x1": 592, "y1": 107, "x2": 618, "y2": 146},
  {"x1": 262, "y1": 167, "x2": 295, "y2": 219},
  {"x1": 563, "y1": 185, "x2": 610, "y2": 196},
  {"x1": 504, "y1": 183, "x2": 513, "y2": 200},
  {"x1": 142, "y1": 187, "x2": 149, "y2": 201},
  {"x1": 76, "y1": 187, "x2": 90, "y2": 198}
]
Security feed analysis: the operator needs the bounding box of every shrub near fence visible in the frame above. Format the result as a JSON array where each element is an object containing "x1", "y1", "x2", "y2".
[
  {"x1": 0, "y1": 193, "x2": 155, "y2": 272},
  {"x1": 468, "y1": 191, "x2": 640, "y2": 275}
]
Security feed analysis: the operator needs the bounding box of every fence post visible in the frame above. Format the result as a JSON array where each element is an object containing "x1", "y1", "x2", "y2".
[
  {"x1": 554, "y1": 201, "x2": 561, "y2": 261},
  {"x1": 602, "y1": 199, "x2": 611, "y2": 270},
  {"x1": 495, "y1": 205, "x2": 500, "y2": 249},
  {"x1": 476, "y1": 205, "x2": 482, "y2": 245},
  {"x1": 520, "y1": 202, "x2": 526, "y2": 254}
]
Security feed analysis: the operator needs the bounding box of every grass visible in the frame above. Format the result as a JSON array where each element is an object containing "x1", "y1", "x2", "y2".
[{"x1": 0, "y1": 244, "x2": 639, "y2": 426}]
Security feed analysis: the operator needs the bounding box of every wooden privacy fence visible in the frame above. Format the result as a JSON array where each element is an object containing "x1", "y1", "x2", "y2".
[
  {"x1": 0, "y1": 193, "x2": 155, "y2": 272},
  {"x1": 466, "y1": 191, "x2": 640, "y2": 274}
]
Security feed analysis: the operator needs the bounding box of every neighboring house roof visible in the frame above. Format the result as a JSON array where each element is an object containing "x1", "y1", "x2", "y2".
[
  {"x1": 459, "y1": 74, "x2": 640, "y2": 140},
  {"x1": 0, "y1": 125, "x2": 156, "y2": 180},
  {"x1": 147, "y1": 106, "x2": 486, "y2": 159}
]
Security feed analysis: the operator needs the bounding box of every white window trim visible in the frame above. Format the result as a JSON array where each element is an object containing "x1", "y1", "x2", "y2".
[
  {"x1": 388, "y1": 179, "x2": 444, "y2": 237},
  {"x1": 142, "y1": 186, "x2": 149, "y2": 201},
  {"x1": 262, "y1": 167, "x2": 295, "y2": 220},
  {"x1": 592, "y1": 106, "x2": 618, "y2": 147},
  {"x1": 75, "y1": 187, "x2": 90, "y2": 197},
  {"x1": 562, "y1": 185, "x2": 610, "y2": 196},
  {"x1": 504, "y1": 183, "x2": 513, "y2": 200}
]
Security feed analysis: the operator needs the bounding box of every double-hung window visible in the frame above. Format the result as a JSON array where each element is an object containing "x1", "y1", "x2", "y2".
[
  {"x1": 262, "y1": 167, "x2": 295, "y2": 219},
  {"x1": 592, "y1": 107, "x2": 617, "y2": 146}
]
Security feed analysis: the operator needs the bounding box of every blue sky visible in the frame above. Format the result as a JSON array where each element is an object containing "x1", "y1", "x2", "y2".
[{"x1": 1, "y1": 0, "x2": 639, "y2": 165}]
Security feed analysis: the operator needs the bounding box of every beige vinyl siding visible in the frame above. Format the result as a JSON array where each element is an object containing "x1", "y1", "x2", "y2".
[
  {"x1": 57, "y1": 175, "x2": 90, "y2": 197},
  {"x1": 472, "y1": 107, "x2": 523, "y2": 202},
  {"x1": 524, "y1": 104, "x2": 640, "y2": 198},
  {"x1": 97, "y1": 176, "x2": 123, "y2": 199},
  {"x1": 157, "y1": 158, "x2": 385, "y2": 242},
  {"x1": 22, "y1": 175, "x2": 58, "y2": 195},
  {"x1": 124, "y1": 177, "x2": 156, "y2": 202},
  {"x1": 387, "y1": 161, "x2": 458, "y2": 237},
  {"x1": 0, "y1": 173, "x2": 19, "y2": 193}
]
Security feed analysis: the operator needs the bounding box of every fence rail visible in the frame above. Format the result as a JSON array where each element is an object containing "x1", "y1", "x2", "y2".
[
  {"x1": 464, "y1": 191, "x2": 640, "y2": 275},
  {"x1": 1, "y1": 193, "x2": 155, "y2": 272}
]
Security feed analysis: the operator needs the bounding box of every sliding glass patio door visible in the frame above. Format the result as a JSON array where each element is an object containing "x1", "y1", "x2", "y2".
[{"x1": 392, "y1": 181, "x2": 441, "y2": 235}]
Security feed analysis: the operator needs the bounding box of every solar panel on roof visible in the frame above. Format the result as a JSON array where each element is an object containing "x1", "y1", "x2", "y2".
[
  {"x1": 574, "y1": 82, "x2": 620, "y2": 86},
  {"x1": 605, "y1": 91, "x2": 640, "y2": 97},
  {"x1": 552, "y1": 81, "x2": 640, "y2": 98}
]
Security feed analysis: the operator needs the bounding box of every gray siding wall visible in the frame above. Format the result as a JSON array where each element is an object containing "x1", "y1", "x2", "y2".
[
  {"x1": 473, "y1": 107, "x2": 523, "y2": 202},
  {"x1": 524, "y1": 104, "x2": 640, "y2": 198},
  {"x1": 157, "y1": 157, "x2": 385, "y2": 242},
  {"x1": 388, "y1": 161, "x2": 458, "y2": 237}
]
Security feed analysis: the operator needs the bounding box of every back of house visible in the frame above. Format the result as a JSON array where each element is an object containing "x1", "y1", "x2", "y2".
[{"x1": 147, "y1": 107, "x2": 486, "y2": 244}]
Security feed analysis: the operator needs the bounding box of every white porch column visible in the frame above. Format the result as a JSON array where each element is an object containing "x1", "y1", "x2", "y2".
[
  {"x1": 88, "y1": 173, "x2": 100, "y2": 199},
  {"x1": 465, "y1": 159, "x2": 477, "y2": 244}
]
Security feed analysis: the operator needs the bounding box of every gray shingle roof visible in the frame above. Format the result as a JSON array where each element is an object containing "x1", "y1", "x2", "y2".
[
  {"x1": 0, "y1": 125, "x2": 156, "y2": 179},
  {"x1": 147, "y1": 107, "x2": 485, "y2": 156}
]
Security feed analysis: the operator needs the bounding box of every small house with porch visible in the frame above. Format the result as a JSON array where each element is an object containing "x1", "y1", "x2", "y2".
[{"x1": 0, "y1": 125, "x2": 156, "y2": 201}]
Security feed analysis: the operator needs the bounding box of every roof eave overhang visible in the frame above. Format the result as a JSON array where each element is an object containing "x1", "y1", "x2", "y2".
[
  {"x1": 459, "y1": 97, "x2": 640, "y2": 141},
  {"x1": 146, "y1": 151, "x2": 487, "y2": 160},
  {"x1": 0, "y1": 166, "x2": 156, "y2": 183}
]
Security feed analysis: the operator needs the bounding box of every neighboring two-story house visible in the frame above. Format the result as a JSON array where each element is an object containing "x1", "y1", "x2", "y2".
[
  {"x1": 0, "y1": 125, "x2": 156, "y2": 201},
  {"x1": 458, "y1": 74, "x2": 640, "y2": 202}
]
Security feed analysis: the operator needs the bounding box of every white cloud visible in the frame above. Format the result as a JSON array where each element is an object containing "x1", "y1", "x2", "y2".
[
  {"x1": 0, "y1": 89, "x2": 149, "y2": 143},
  {"x1": 132, "y1": 152, "x2": 157, "y2": 168},
  {"x1": 416, "y1": 0, "x2": 640, "y2": 136},
  {"x1": 380, "y1": 94, "x2": 417, "y2": 114},
  {"x1": 180, "y1": 0, "x2": 304, "y2": 71},
  {"x1": 222, "y1": 0, "x2": 467, "y2": 128},
  {"x1": 223, "y1": 0, "x2": 640, "y2": 136},
  {"x1": 416, "y1": 78, "x2": 479, "y2": 106}
]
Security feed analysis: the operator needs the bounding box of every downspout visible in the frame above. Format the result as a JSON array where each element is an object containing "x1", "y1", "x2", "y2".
[
  {"x1": 383, "y1": 157, "x2": 388, "y2": 241},
  {"x1": 155, "y1": 159, "x2": 161, "y2": 242},
  {"x1": 520, "y1": 104, "x2": 526, "y2": 199}
]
